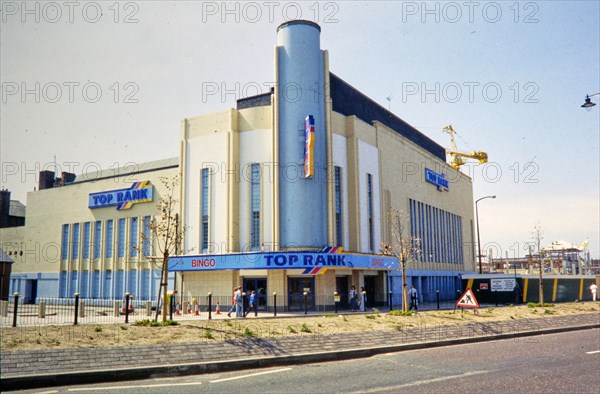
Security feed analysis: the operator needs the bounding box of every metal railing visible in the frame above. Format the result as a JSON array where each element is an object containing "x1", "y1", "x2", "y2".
[{"x1": 2, "y1": 290, "x2": 467, "y2": 326}]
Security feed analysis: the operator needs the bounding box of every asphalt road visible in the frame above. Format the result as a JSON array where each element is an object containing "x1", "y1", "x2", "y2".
[{"x1": 15, "y1": 328, "x2": 600, "y2": 394}]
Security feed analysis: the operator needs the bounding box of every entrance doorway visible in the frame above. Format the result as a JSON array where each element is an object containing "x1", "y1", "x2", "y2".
[
  {"x1": 242, "y1": 278, "x2": 267, "y2": 311},
  {"x1": 288, "y1": 277, "x2": 315, "y2": 311},
  {"x1": 335, "y1": 276, "x2": 349, "y2": 310},
  {"x1": 364, "y1": 275, "x2": 377, "y2": 308},
  {"x1": 24, "y1": 279, "x2": 37, "y2": 304}
]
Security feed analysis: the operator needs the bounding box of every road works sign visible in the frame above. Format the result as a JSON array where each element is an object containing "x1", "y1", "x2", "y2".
[{"x1": 456, "y1": 288, "x2": 479, "y2": 308}]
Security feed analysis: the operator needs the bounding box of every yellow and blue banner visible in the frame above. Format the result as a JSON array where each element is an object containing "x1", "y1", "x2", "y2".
[{"x1": 304, "y1": 115, "x2": 315, "y2": 178}]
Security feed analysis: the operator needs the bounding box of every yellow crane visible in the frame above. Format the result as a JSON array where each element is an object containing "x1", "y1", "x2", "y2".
[{"x1": 442, "y1": 125, "x2": 488, "y2": 169}]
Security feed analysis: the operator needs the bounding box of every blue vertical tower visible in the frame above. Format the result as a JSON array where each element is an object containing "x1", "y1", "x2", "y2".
[{"x1": 276, "y1": 20, "x2": 327, "y2": 249}]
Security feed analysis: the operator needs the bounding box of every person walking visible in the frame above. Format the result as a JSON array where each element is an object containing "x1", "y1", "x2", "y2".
[
  {"x1": 227, "y1": 287, "x2": 237, "y2": 317},
  {"x1": 234, "y1": 286, "x2": 243, "y2": 318},
  {"x1": 349, "y1": 285, "x2": 358, "y2": 311},
  {"x1": 590, "y1": 283, "x2": 598, "y2": 302},
  {"x1": 408, "y1": 285, "x2": 418, "y2": 311},
  {"x1": 245, "y1": 290, "x2": 258, "y2": 317}
]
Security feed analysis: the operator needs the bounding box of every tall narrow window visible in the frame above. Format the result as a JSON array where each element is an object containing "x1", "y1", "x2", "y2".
[
  {"x1": 334, "y1": 166, "x2": 343, "y2": 246},
  {"x1": 250, "y1": 163, "x2": 261, "y2": 250},
  {"x1": 71, "y1": 223, "x2": 80, "y2": 260},
  {"x1": 105, "y1": 220, "x2": 114, "y2": 258},
  {"x1": 130, "y1": 217, "x2": 138, "y2": 257},
  {"x1": 142, "y1": 216, "x2": 151, "y2": 257},
  {"x1": 61, "y1": 224, "x2": 69, "y2": 260},
  {"x1": 367, "y1": 173, "x2": 374, "y2": 253},
  {"x1": 82, "y1": 222, "x2": 91, "y2": 259},
  {"x1": 117, "y1": 218, "x2": 126, "y2": 258},
  {"x1": 201, "y1": 168, "x2": 210, "y2": 253},
  {"x1": 93, "y1": 221, "x2": 102, "y2": 259}
]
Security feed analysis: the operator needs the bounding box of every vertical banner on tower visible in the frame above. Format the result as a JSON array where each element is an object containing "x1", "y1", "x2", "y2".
[{"x1": 304, "y1": 115, "x2": 315, "y2": 178}]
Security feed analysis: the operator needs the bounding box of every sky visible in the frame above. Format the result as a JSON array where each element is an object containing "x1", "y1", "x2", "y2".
[{"x1": 1, "y1": 1, "x2": 599, "y2": 258}]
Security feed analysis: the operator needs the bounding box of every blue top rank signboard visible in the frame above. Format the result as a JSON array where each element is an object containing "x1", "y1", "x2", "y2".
[
  {"x1": 425, "y1": 168, "x2": 449, "y2": 192},
  {"x1": 169, "y1": 247, "x2": 399, "y2": 275},
  {"x1": 89, "y1": 181, "x2": 153, "y2": 210}
]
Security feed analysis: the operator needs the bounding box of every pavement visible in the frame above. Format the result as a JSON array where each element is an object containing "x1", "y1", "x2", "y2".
[{"x1": 1, "y1": 312, "x2": 599, "y2": 391}]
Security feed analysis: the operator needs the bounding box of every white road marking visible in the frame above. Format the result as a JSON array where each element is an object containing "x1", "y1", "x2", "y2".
[
  {"x1": 35, "y1": 391, "x2": 58, "y2": 394},
  {"x1": 67, "y1": 382, "x2": 203, "y2": 391},
  {"x1": 210, "y1": 367, "x2": 292, "y2": 383},
  {"x1": 586, "y1": 350, "x2": 600, "y2": 354},
  {"x1": 353, "y1": 370, "x2": 492, "y2": 393}
]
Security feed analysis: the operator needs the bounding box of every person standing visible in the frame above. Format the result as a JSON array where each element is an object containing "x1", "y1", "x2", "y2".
[
  {"x1": 360, "y1": 287, "x2": 367, "y2": 312},
  {"x1": 349, "y1": 285, "x2": 358, "y2": 311},
  {"x1": 590, "y1": 283, "x2": 598, "y2": 302},
  {"x1": 408, "y1": 285, "x2": 418, "y2": 311}
]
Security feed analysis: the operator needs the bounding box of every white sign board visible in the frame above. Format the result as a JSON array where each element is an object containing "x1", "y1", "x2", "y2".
[{"x1": 490, "y1": 278, "x2": 516, "y2": 292}]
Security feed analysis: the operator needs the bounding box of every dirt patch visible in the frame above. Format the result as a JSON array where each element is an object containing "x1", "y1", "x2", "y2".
[{"x1": 2, "y1": 302, "x2": 599, "y2": 351}]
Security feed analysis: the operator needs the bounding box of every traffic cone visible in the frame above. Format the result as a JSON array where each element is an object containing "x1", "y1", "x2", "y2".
[
  {"x1": 175, "y1": 302, "x2": 181, "y2": 315},
  {"x1": 194, "y1": 304, "x2": 200, "y2": 316},
  {"x1": 215, "y1": 302, "x2": 221, "y2": 315}
]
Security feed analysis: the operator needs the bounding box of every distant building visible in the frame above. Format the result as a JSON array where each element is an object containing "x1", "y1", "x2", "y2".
[{"x1": 0, "y1": 190, "x2": 26, "y2": 228}]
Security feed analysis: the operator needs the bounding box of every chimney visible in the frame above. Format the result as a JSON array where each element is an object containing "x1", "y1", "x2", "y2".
[{"x1": 39, "y1": 170, "x2": 55, "y2": 190}]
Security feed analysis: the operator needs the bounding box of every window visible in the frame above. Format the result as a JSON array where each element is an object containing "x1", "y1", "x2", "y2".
[
  {"x1": 334, "y1": 166, "x2": 343, "y2": 246},
  {"x1": 71, "y1": 223, "x2": 80, "y2": 260},
  {"x1": 367, "y1": 173, "x2": 374, "y2": 252},
  {"x1": 201, "y1": 168, "x2": 210, "y2": 253},
  {"x1": 105, "y1": 220, "x2": 114, "y2": 258},
  {"x1": 117, "y1": 218, "x2": 126, "y2": 258},
  {"x1": 409, "y1": 199, "x2": 464, "y2": 265},
  {"x1": 130, "y1": 217, "x2": 138, "y2": 257},
  {"x1": 82, "y1": 222, "x2": 91, "y2": 259},
  {"x1": 93, "y1": 221, "x2": 102, "y2": 259},
  {"x1": 61, "y1": 224, "x2": 69, "y2": 260},
  {"x1": 250, "y1": 163, "x2": 261, "y2": 250},
  {"x1": 142, "y1": 216, "x2": 151, "y2": 256}
]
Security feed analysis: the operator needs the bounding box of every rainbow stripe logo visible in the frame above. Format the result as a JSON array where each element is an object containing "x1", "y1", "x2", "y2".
[{"x1": 302, "y1": 246, "x2": 344, "y2": 275}]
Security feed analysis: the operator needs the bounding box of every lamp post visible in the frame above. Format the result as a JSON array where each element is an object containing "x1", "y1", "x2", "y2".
[
  {"x1": 475, "y1": 195, "x2": 496, "y2": 274},
  {"x1": 581, "y1": 93, "x2": 600, "y2": 110}
]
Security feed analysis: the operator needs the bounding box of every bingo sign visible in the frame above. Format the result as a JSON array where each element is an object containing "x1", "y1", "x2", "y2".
[
  {"x1": 304, "y1": 115, "x2": 315, "y2": 178},
  {"x1": 89, "y1": 181, "x2": 153, "y2": 210}
]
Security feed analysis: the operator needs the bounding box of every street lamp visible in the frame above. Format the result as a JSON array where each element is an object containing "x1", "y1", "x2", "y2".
[
  {"x1": 581, "y1": 93, "x2": 599, "y2": 111},
  {"x1": 475, "y1": 195, "x2": 496, "y2": 274}
]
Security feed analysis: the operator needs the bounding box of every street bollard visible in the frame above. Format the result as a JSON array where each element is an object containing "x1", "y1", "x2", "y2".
[
  {"x1": 74, "y1": 293, "x2": 80, "y2": 325},
  {"x1": 389, "y1": 291, "x2": 393, "y2": 311},
  {"x1": 169, "y1": 296, "x2": 174, "y2": 321},
  {"x1": 12, "y1": 292, "x2": 19, "y2": 327},
  {"x1": 125, "y1": 292, "x2": 130, "y2": 324},
  {"x1": 273, "y1": 292, "x2": 277, "y2": 316},
  {"x1": 114, "y1": 301, "x2": 120, "y2": 317},
  {"x1": 242, "y1": 292, "x2": 246, "y2": 317},
  {"x1": 436, "y1": 290, "x2": 440, "y2": 310},
  {"x1": 495, "y1": 290, "x2": 498, "y2": 306},
  {"x1": 1, "y1": 300, "x2": 8, "y2": 317},
  {"x1": 208, "y1": 292, "x2": 212, "y2": 320},
  {"x1": 303, "y1": 291, "x2": 308, "y2": 315},
  {"x1": 79, "y1": 300, "x2": 85, "y2": 318},
  {"x1": 146, "y1": 300, "x2": 152, "y2": 316},
  {"x1": 39, "y1": 301, "x2": 46, "y2": 318},
  {"x1": 334, "y1": 292, "x2": 338, "y2": 314}
]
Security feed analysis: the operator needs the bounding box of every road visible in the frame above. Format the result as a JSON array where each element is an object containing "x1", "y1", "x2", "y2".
[{"x1": 15, "y1": 328, "x2": 600, "y2": 394}]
